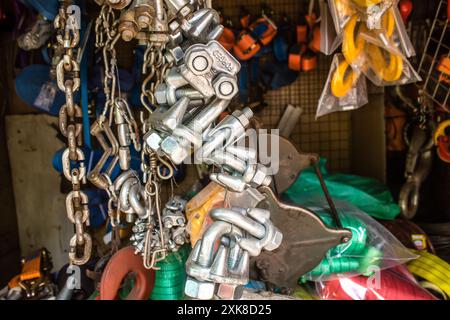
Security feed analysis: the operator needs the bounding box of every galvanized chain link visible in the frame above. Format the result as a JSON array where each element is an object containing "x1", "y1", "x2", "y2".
[{"x1": 55, "y1": 0, "x2": 91, "y2": 266}]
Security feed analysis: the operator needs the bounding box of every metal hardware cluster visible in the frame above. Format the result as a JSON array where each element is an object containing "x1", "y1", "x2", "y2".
[
  {"x1": 185, "y1": 207, "x2": 282, "y2": 300},
  {"x1": 87, "y1": 0, "x2": 282, "y2": 288}
]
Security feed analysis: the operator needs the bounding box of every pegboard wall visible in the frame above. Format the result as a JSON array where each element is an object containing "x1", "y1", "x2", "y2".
[{"x1": 216, "y1": 0, "x2": 352, "y2": 173}]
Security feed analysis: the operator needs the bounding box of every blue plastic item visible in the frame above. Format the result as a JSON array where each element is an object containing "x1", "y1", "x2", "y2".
[
  {"x1": 273, "y1": 35, "x2": 289, "y2": 62},
  {"x1": 15, "y1": 64, "x2": 80, "y2": 115}
]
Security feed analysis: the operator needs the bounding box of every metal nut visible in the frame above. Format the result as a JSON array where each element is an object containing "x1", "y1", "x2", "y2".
[
  {"x1": 250, "y1": 164, "x2": 272, "y2": 188},
  {"x1": 144, "y1": 131, "x2": 163, "y2": 152},
  {"x1": 160, "y1": 136, "x2": 188, "y2": 164},
  {"x1": 154, "y1": 83, "x2": 168, "y2": 104},
  {"x1": 212, "y1": 75, "x2": 238, "y2": 100},
  {"x1": 232, "y1": 107, "x2": 253, "y2": 128},
  {"x1": 184, "y1": 277, "x2": 215, "y2": 300},
  {"x1": 186, "y1": 49, "x2": 213, "y2": 76},
  {"x1": 165, "y1": 46, "x2": 185, "y2": 65}
]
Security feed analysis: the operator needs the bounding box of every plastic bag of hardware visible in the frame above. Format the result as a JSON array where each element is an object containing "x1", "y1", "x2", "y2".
[
  {"x1": 360, "y1": 38, "x2": 421, "y2": 86},
  {"x1": 327, "y1": 0, "x2": 357, "y2": 35},
  {"x1": 283, "y1": 158, "x2": 401, "y2": 220},
  {"x1": 348, "y1": 0, "x2": 398, "y2": 27},
  {"x1": 314, "y1": 265, "x2": 437, "y2": 300},
  {"x1": 297, "y1": 197, "x2": 417, "y2": 282},
  {"x1": 185, "y1": 182, "x2": 226, "y2": 246},
  {"x1": 366, "y1": 6, "x2": 416, "y2": 58},
  {"x1": 320, "y1": 0, "x2": 343, "y2": 55},
  {"x1": 316, "y1": 54, "x2": 368, "y2": 118}
]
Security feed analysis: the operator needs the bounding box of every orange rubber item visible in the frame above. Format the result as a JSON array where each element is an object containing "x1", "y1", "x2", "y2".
[
  {"x1": 253, "y1": 18, "x2": 278, "y2": 46},
  {"x1": 289, "y1": 53, "x2": 302, "y2": 71},
  {"x1": 309, "y1": 25, "x2": 321, "y2": 53},
  {"x1": 288, "y1": 44, "x2": 306, "y2": 71},
  {"x1": 240, "y1": 14, "x2": 251, "y2": 28},
  {"x1": 99, "y1": 246, "x2": 155, "y2": 300},
  {"x1": 296, "y1": 24, "x2": 308, "y2": 43},
  {"x1": 437, "y1": 136, "x2": 450, "y2": 163},
  {"x1": 438, "y1": 56, "x2": 450, "y2": 84},
  {"x1": 305, "y1": 13, "x2": 317, "y2": 29},
  {"x1": 8, "y1": 275, "x2": 20, "y2": 289},
  {"x1": 20, "y1": 255, "x2": 42, "y2": 282},
  {"x1": 302, "y1": 52, "x2": 318, "y2": 72},
  {"x1": 233, "y1": 32, "x2": 261, "y2": 60},
  {"x1": 234, "y1": 17, "x2": 277, "y2": 60},
  {"x1": 219, "y1": 27, "x2": 235, "y2": 52}
]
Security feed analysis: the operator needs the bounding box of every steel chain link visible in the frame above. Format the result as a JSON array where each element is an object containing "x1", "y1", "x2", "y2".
[{"x1": 55, "y1": 0, "x2": 91, "y2": 266}]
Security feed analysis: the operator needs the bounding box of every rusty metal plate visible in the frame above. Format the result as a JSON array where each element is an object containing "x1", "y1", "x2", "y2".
[{"x1": 251, "y1": 186, "x2": 352, "y2": 289}]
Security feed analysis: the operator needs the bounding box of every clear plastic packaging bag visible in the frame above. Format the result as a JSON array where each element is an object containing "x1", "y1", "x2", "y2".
[
  {"x1": 328, "y1": 0, "x2": 357, "y2": 35},
  {"x1": 299, "y1": 196, "x2": 417, "y2": 282},
  {"x1": 316, "y1": 53, "x2": 368, "y2": 118},
  {"x1": 368, "y1": 6, "x2": 416, "y2": 58},
  {"x1": 320, "y1": 0, "x2": 343, "y2": 55},
  {"x1": 315, "y1": 265, "x2": 437, "y2": 300},
  {"x1": 361, "y1": 39, "x2": 421, "y2": 86}
]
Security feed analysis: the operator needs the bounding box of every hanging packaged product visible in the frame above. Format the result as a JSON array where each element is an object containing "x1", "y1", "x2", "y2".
[
  {"x1": 315, "y1": 265, "x2": 437, "y2": 300},
  {"x1": 367, "y1": 6, "x2": 416, "y2": 58},
  {"x1": 316, "y1": 53, "x2": 368, "y2": 117},
  {"x1": 284, "y1": 158, "x2": 401, "y2": 220},
  {"x1": 298, "y1": 196, "x2": 417, "y2": 282},
  {"x1": 319, "y1": 0, "x2": 343, "y2": 55},
  {"x1": 327, "y1": 0, "x2": 357, "y2": 35},
  {"x1": 361, "y1": 39, "x2": 421, "y2": 86}
]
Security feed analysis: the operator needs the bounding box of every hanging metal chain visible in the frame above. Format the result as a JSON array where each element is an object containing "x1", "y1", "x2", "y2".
[
  {"x1": 139, "y1": 34, "x2": 175, "y2": 269},
  {"x1": 55, "y1": 0, "x2": 92, "y2": 266},
  {"x1": 93, "y1": 2, "x2": 144, "y2": 254},
  {"x1": 140, "y1": 43, "x2": 173, "y2": 116}
]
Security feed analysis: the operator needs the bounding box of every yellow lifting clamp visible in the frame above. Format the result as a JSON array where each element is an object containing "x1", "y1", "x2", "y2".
[
  {"x1": 367, "y1": 44, "x2": 403, "y2": 82},
  {"x1": 342, "y1": 15, "x2": 366, "y2": 64},
  {"x1": 331, "y1": 60, "x2": 357, "y2": 98}
]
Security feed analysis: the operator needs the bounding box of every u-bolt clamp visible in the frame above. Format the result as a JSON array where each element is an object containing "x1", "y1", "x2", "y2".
[
  {"x1": 209, "y1": 158, "x2": 273, "y2": 193},
  {"x1": 184, "y1": 207, "x2": 282, "y2": 300},
  {"x1": 197, "y1": 108, "x2": 254, "y2": 163},
  {"x1": 180, "y1": 40, "x2": 240, "y2": 99},
  {"x1": 158, "y1": 97, "x2": 231, "y2": 164},
  {"x1": 166, "y1": 4, "x2": 224, "y2": 46},
  {"x1": 155, "y1": 68, "x2": 206, "y2": 106}
]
